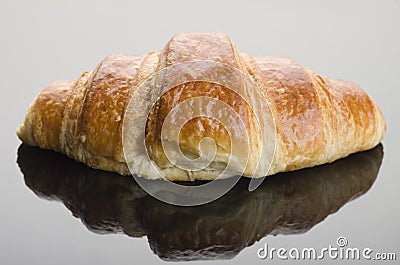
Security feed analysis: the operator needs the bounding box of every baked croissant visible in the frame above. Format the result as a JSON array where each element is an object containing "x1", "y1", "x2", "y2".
[{"x1": 17, "y1": 32, "x2": 386, "y2": 181}]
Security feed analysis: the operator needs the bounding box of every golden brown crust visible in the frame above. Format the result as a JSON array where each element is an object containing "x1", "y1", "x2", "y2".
[
  {"x1": 79, "y1": 53, "x2": 146, "y2": 161},
  {"x1": 160, "y1": 32, "x2": 241, "y2": 68},
  {"x1": 145, "y1": 32, "x2": 262, "y2": 179},
  {"x1": 254, "y1": 56, "x2": 326, "y2": 173},
  {"x1": 16, "y1": 32, "x2": 386, "y2": 180},
  {"x1": 17, "y1": 80, "x2": 73, "y2": 151},
  {"x1": 145, "y1": 82, "x2": 257, "y2": 174},
  {"x1": 253, "y1": 56, "x2": 386, "y2": 175}
]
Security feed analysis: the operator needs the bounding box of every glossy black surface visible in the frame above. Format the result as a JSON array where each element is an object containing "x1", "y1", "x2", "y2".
[{"x1": 17, "y1": 144, "x2": 382, "y2": 261}]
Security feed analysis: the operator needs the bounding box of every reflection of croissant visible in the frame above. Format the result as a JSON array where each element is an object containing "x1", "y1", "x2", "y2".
[
  {"x1": 17, "y1": 32, "x2": 385, "y2": 180},
  {"x1": 18, "y1": 144, "x2": 383, "y2": 261}
]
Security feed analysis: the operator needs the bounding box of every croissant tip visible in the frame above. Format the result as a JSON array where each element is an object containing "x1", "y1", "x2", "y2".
[
  {"x1": 16, "y1": 121, "x2": 37, "y2": 147},
  {"x1": 16, "y1": 125, "x2": 27, "y2": 144}
]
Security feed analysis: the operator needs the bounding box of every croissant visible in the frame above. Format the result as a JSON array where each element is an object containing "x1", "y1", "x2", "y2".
[{"x1": 17, "y1": 32, "x2": 385, "y2": 181}]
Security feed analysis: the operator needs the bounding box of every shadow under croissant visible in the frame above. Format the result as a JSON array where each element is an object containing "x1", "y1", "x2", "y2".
[{"x1": 17, "y1": 144, "x2": 383, "y2": 261}]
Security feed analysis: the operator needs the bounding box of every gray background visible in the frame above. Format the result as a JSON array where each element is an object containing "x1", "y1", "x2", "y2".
[{"x1": 1, "y1": 0, "x2": 399, "y2": 264}]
